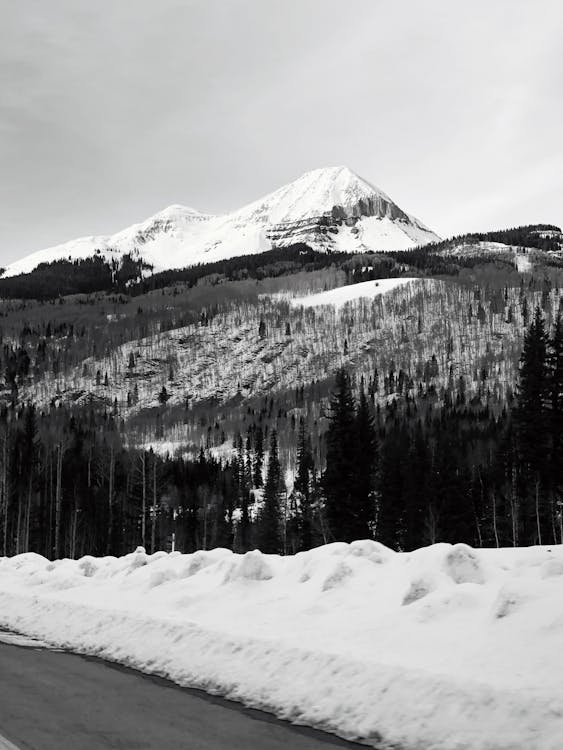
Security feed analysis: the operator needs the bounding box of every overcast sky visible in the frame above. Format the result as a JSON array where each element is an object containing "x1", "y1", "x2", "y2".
[{"x1": 1, "y1": 0, "x2": 562, "y2": 264}]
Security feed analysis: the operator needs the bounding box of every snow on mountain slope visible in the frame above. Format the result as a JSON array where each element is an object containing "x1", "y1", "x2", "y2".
[
  {"x1": 4, "y1": 167, "x2": 439, "y2": 277},
  {"x1": 290, "y1": 277, "x2": 420, "y2": 308}
]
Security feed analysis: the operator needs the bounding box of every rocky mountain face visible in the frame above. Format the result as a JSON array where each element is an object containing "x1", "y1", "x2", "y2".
[{"x1": 5, "y1": 167, "x2": 440, "y2": 277}]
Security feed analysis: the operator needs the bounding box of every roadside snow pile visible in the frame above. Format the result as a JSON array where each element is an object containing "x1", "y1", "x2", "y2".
[{"x1": 2, "y1": 542, "x2": 563, "y2": 749}]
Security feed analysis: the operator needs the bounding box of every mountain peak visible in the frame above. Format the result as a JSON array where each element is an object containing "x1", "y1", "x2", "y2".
[
  {"x1": 140, "y1": 204, "x2": 209, "y2": 225},
  {"x1": 296, "y1": 165, "x2": 388, "y2": 196},
  {"x1": 235, "y1": 165, "x2": 394, "y2": 226},
  {"x1": 299, "y1": 164, "x2": 371, "y2": 185},
  {"x1": 5, "y1": 168, "x2": 439, "y2": 278}
]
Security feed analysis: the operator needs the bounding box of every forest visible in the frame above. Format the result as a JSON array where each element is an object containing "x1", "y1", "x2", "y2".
[
  {"x1": 0, "y1": 236, "x2": 562, "y2": 559},
  {"x1": 409, "y1": 223, "x2": 563, "y2": 256},
  {"x1": 0, "y1": 244, "x2": 351, "y2": 300},
  {"x1": 0, "y1": 303, "x2": 561, "y2": 559},
  {"x1": 1, "y1": 222, "x2": 561, "y2": 301}
]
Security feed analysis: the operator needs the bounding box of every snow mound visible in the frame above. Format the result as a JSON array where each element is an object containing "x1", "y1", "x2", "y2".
[
  {"x1": 541, "y1": 558, "x2": 563, "y2": 578},
  {"x1": 492, "y1": 581, "x2": 538, "y2": 620},
  {"x1": 322, "y1": 561, "x2": 354, "y2": 591},
  {"x1": 180, "y1": 548, "x2": 232, "y2": 578},
  {"x1": 77, "y1": 556, "x2": 100, "y2": 578},
  {"x1": 2, "y1": 541, "x2": 563, "y2": 749},
  {"x1": 402, "y1": 576, "x2": 434, "y2": 605},
  {"x1": 224, "y1": 550, "x2": 274, "y2": 582},
  {"x1": 444, "y1": 543, "x2": 486, "y2": 584}
]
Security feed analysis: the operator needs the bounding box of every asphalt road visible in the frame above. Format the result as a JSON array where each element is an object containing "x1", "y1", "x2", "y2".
[{"x1": 0, "y1": 633, "x2": 365, "y2": 750}]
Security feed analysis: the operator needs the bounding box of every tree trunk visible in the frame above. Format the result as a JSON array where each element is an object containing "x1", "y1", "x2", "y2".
[
  {"x1": 24, "y1": 479, "x2": 32, "y2": 553},
  {"x1": 106, "y1": 445, "x2": 115, "y2": 555},
  {"x1": 70, "y1": 503, "x2": 78, "y2": 559},
  {"x1": 15, "y1": 491, "x2": 22, "y2": 555},
  {"x1": 535, "y1": 477, "x2": 542, "y2": 545},
  {"x1": 492, "y1": 491, "x2": 499, "y2": 548},
  {"x1": 151, "y1": 456, "x2": 157, "y2": 554},
  {"x1": 1, "y1": 436, "x2": 8, "y2": 556},
  {"x1": 54, "y1": 442, "x2": 63, "y2": 559},
  {"x1": 141, "y1": 453, "x2": 146, "y2": 548}
]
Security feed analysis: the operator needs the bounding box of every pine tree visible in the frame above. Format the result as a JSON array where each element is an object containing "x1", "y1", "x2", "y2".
[
  {"x1": 548, "y1": 314, "x2": 563, "y2": 535},
  {"x1": 323, "y1": 369, "x2": 359, "y2": 542},
  {"x1": 516, "y1": 306, "x2": 550, "y2": 543},
  {"x1": 402, "y1": 420, "x2": 429, "y2": 550},
  {"x1": 254, "y1": 426, "x2": 264, "y2": 487},
  {"x1": 295, "y1": 420, "x2": 314, "y2": 549},
  {"x1": 549, "y1": 313, "x2": 563, "y2": 436},
  {"x1": 353, "y1": 386, "x2": 377, "y2": 539},
  {"x1": 235, "y1": 433, "x2": 251, "y2": 552},
  {"x1": 377, "y1": 421, "x2": 408, "y2": 548},
  {"x1": 256, "y1": 430, "x2": 282, "y2": 553}
]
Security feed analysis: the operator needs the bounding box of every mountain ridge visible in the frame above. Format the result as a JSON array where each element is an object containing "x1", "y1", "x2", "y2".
[{"x1": 4, "y1": 166, "x2": 440, "y2": 278}]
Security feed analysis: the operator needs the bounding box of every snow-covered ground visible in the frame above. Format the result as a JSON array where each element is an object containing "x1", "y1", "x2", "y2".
[
  {"x1": 1, "y1": 541, "x2": 563, "y2": 749},
  {"x1": 290, "y1": 277, "x2": 420, "y2": 308}
]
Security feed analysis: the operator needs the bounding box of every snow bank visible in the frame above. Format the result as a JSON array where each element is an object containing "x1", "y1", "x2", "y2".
[{"x1": 2, "y1": 542, "x2": 563, "y2": 749}]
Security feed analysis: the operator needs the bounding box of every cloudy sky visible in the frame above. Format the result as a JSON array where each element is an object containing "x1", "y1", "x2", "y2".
[{"x1": 1, "y1": 0, "x2": 562, "y2": 264}]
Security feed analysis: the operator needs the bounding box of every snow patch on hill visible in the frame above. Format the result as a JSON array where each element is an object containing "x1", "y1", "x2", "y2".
[
  {"x1": 290, "y1": 277, "x2": 421, "y2": 308},
  {"x1": 1, "y1": 542, "x2": 563, "y2": 749},
  {"x1": 5, "y1": 167, "x2": 439, "y2": 277}
]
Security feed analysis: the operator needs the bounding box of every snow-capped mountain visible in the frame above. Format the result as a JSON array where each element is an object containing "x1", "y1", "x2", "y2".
[{"x1": 5, "y1": 166, "x2": 440, "y2": 277}]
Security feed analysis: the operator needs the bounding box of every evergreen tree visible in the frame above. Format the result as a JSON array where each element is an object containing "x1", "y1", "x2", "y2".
[
  {"x1": 548, "y1": 314, "x2": 563, "y2": 536},
  {"x1": 353, "y1": 386, "x2": 377, "y2": 539},
  {"x1": 323, "y1": 369, "x2": 359, "y2": 542},
  {"x1": 377, "y1": 421, "x2": 409, "y2": 548},
  {"x1": 253, "y1": 426, "x2": 264, "y2": 487},
  {"x1": 516, "y1": 307, "x2": 551, "y2": 543},
  {"x1": 256, "y1": 430, "x2": 282, "y2": 553},
  {"x1": 294, "y1": 420, "x2": 314, "y2": 549},
  {"x1": 235, "y1": 433, "x2": 251, "y2": 552},
  {"x1": 401, "y1": 420, "x2": 429, "y2": 550},
  {"x1": 548, "y1": 314, "x2": 563, "y2": 446}
]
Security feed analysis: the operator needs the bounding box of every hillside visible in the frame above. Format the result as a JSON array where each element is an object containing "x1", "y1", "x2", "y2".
[
  {"x1": 1, "y1": 219, "x2": 562, "y2": 567},
  {"x1": 10, "y1": 263, "x2": 560, "y2": 461},
  {"x1": 426, "y1": 224, "x2": 563, "y2": 257},
  {"x1": 1, "y1": 245, "x2": 562, "y2": 575}
]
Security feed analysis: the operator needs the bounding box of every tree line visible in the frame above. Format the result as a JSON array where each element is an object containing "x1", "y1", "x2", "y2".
[
  {"x1": 1, "y1": 306, "x2": 561, "y2": 559},
  {"x1": 317, "y1": 307, "x2": 563, "y2": 549}
]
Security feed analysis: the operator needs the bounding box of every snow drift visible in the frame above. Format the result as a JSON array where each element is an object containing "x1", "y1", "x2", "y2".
[{"x1": 1, "y1": 541, "x2": 563, "y2": 749}]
